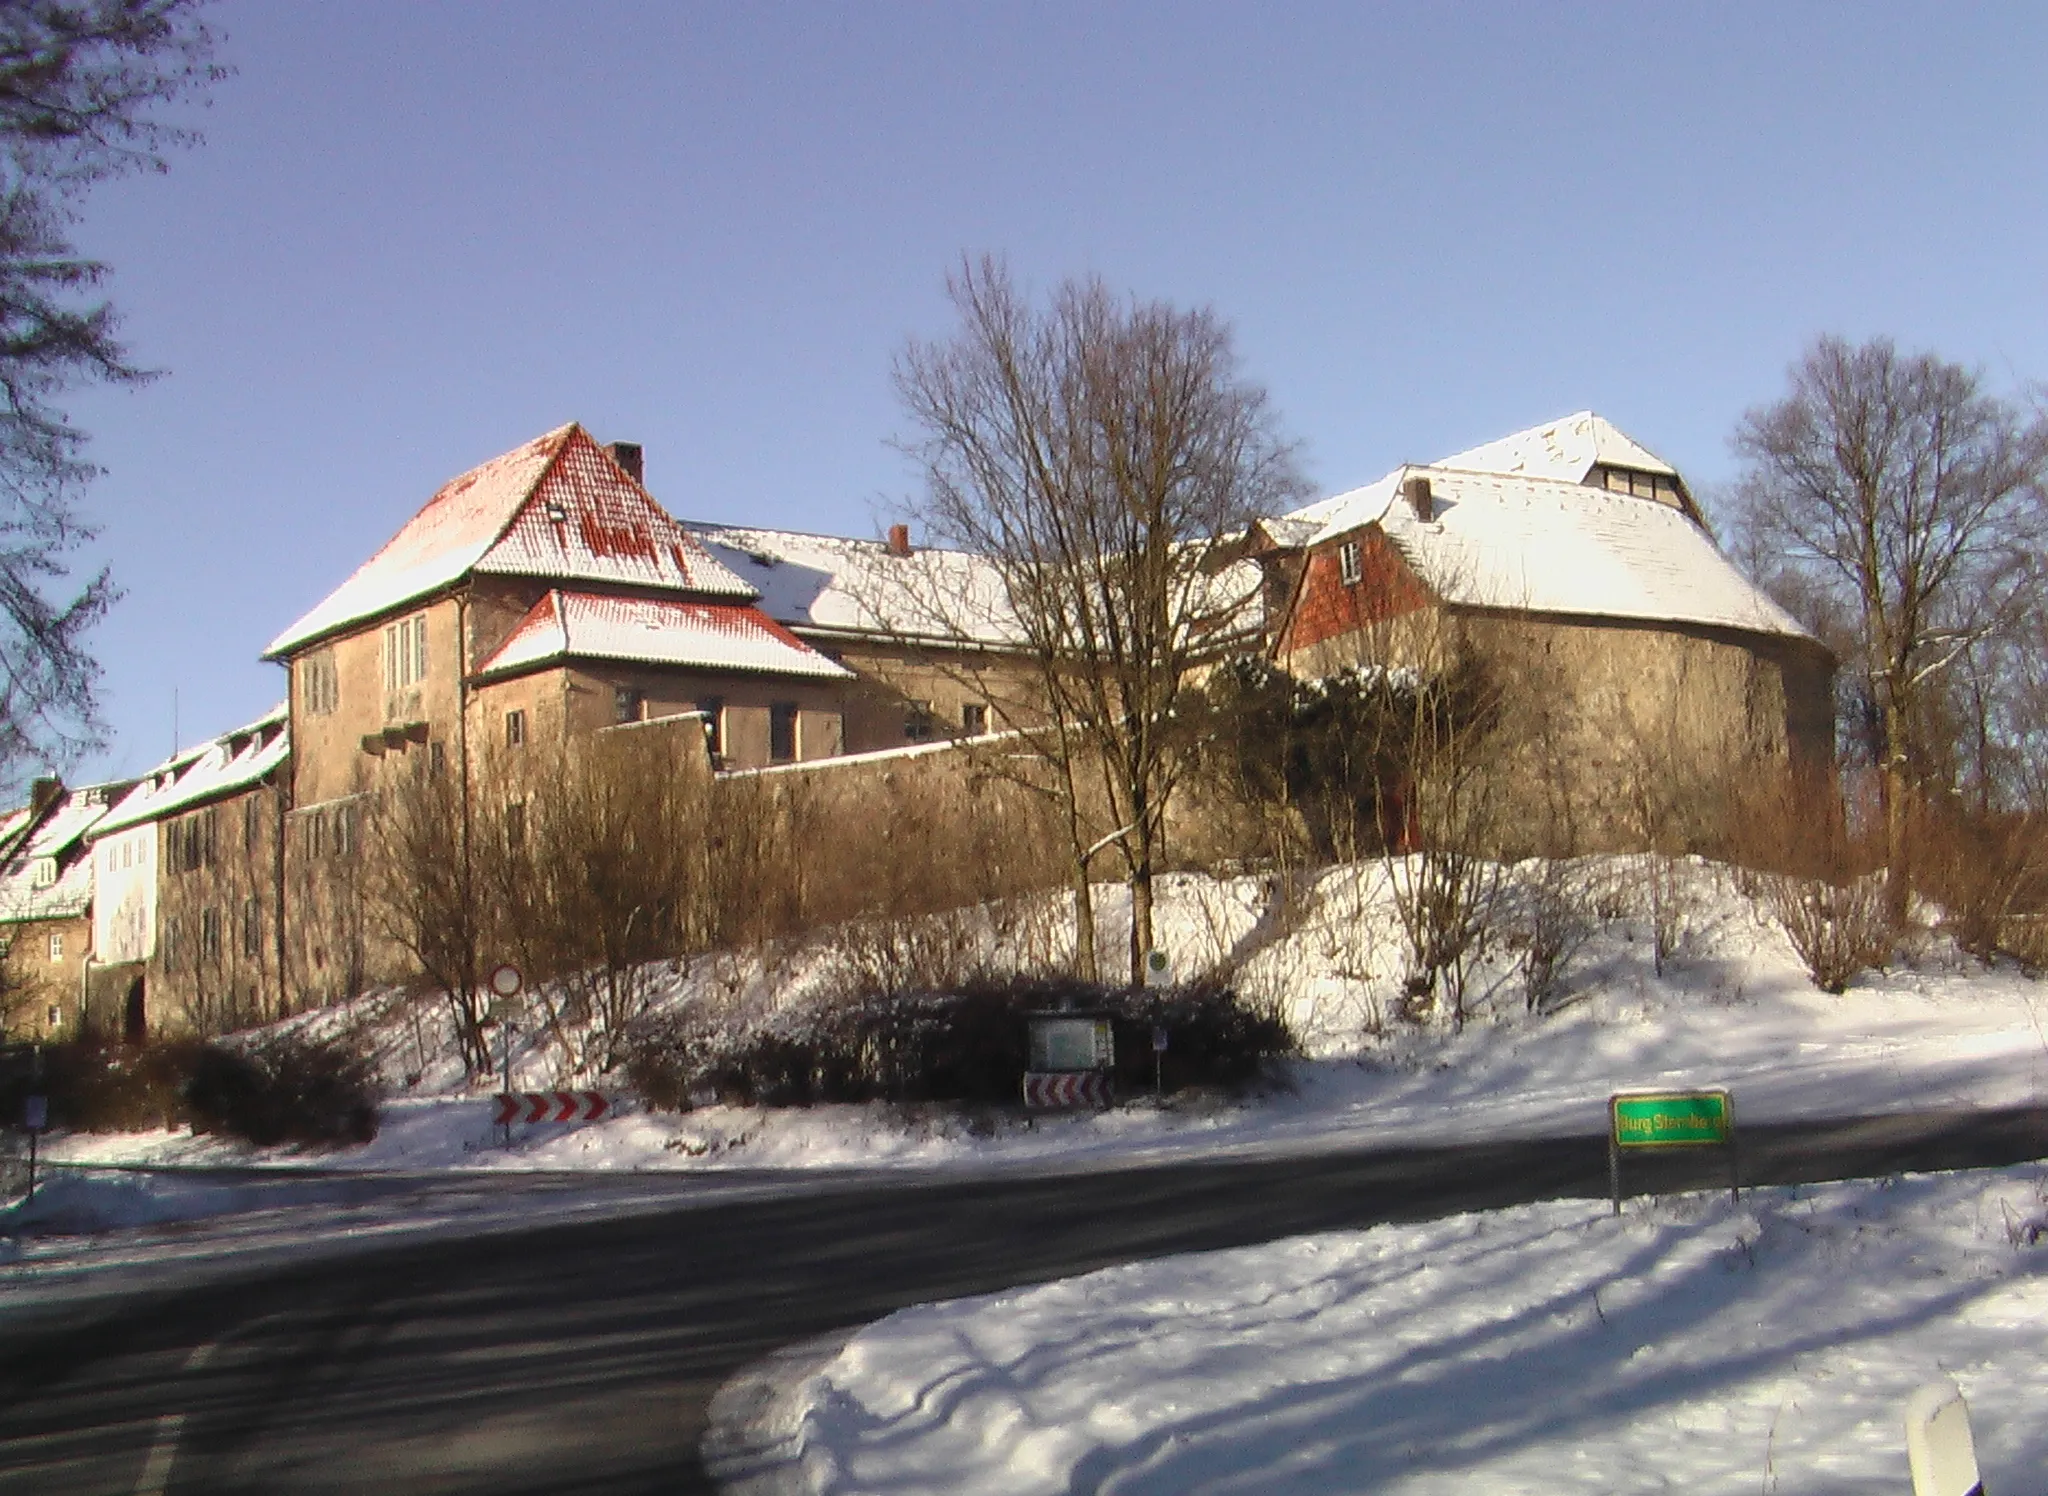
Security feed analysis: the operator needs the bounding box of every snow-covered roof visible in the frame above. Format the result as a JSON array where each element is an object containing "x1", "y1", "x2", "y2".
[
  {"x1": 474, "y1": 589, "x2": 854, "y2": 682},
  {"x1": 692, "y1": 524, "x2": 1266, "y2": 652},
  {"x1": 265, "y1": 425, "x2": 756, "y2": 659},
  {"x1": 0, "y1": 783, "x2": 123, "y2": 924},
  {"x1": 1433, "y1": 411, "x2": 1678, "y2": 485},
  {"x1": 93, "y1": 705, "x2": 291, "y2": 839},
  {"x1": 688, "y1": 525, "x2": 1025, "y2": 647},
  {"x1": 1300, "y1": 465, "x2": 1810, "y2": 641}
]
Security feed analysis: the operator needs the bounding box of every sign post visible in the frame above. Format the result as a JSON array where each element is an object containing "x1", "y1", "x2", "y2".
[
  {"x1": 488, "y1": 964, "x2": 523, "y2": 1147},
  {"x1": 21, "y1": 1093, "x2": 45, "y2": 1203},
  {"x1": 1024, "y1": 1012, "x2": 1114, "y2": 1109},
  {"x1": 1904, "y1": 1380, "x2": 1983, "y2": 1496},
  {"x1": 1607, "y1": 1089, "x2": 1736, "y2": 1214},
  {"x1": 1151, "y1": 1025, "x2": 1168, "y2": 1100},
  {"x1": 21, "y1": 1041, "x2": 44, "y2": 1203}
]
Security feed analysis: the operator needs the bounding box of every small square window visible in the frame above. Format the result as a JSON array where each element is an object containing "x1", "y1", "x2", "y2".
[
  {"x1": 903, "y1": 701, "x2": 934, "y2": 743},
  {"x1": 505, "y1": 708, "x2": 526, "y2": 748},
  {"x1": 962, "y1": 703, "x2": 988, "y2": 737},
  {"x1": 1338, "y1": 540, "x2": 1362, "y2": 587},
  {"x1": 614, "y1": 686, "x2": 644, "y2": 725}
]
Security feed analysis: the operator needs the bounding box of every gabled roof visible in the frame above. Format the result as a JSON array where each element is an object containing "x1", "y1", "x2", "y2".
[
  {"x1": 264, "y1": 425, "x2": 756, "y2": 659},
  {"x1": 1433, "y1": 411, "x2": 1678, "y2": 485},
  {"x1": 1295, "y1": 464, "x2": 1810, "y2": 642},
  {"x1": 92, "y1": 704, "x2": 290, "y2": 839},
  {"x1": 474, "y1": 589, "x2": 854, "y2": 683},
  {"x1": 0, "y1": 782, "x2": 126, "y2": 924}
]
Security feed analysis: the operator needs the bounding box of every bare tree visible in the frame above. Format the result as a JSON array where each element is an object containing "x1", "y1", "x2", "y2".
[
  {"x1": 500, "y1": 727, "x2": 711, "y2": 1077},
  {"x1": 1733, "y1": 335, "x2": 2048, "y2": 923},
  {"x1": 0, "y1": 1, "x2": 223, "y2": 781},
  {"x1": 895, "y1": 257, "x2": 1309, "y2": 981},
  {"x1": 364, "y1": 758, "x2": 497, "y2": 1077}
]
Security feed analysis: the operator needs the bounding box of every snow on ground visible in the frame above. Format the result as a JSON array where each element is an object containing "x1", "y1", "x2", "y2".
[
  {"x1": 7, "y1": 857, "x2": 2048, "y2": 1304},
  {"x1": 729, "y1": 1168, "x2": 2048, "y2": 1494}
]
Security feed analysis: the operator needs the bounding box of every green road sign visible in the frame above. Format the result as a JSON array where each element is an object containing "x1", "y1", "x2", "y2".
[{"x1": 1611, "y1": 1090, "x2": 1732, "y2": 1148}]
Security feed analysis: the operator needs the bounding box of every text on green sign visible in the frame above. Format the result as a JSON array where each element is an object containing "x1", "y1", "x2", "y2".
[{"x1": 1612, "y1": 1094, "x2": 1730, "y2": 1147}]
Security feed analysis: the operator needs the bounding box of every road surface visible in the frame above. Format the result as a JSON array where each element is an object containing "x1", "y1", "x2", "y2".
[{"x1": 2, "y1": 1105, "x2": 2045, "y2": 1494}]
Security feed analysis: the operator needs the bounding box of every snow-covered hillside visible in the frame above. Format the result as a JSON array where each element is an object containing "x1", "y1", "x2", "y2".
[{"x1": 34, "y1": 855, "x2": 2048, "y2": 1182}]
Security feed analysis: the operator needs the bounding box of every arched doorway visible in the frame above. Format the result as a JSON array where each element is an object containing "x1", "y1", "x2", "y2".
[{"x1": 123, "y1": 977, "x2": 146, "y2": 1045}]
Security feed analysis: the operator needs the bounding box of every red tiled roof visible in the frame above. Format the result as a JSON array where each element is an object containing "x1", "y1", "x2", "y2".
[
  {"x1": 473, "y1": 589, "x2": 854, "y2": 682},
  {"x1": 264, "y1": 425, "x2": 754, "y2": 658}
]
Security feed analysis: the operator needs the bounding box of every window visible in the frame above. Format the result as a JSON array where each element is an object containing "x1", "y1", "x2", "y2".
[
  {"x1": 1338, "y1": 539, "x2": 1363, "y2": 586},
  {"x1": 614, "y1": 686, "x2": 644, "y2": 724},
  {"x1": 244, "y1": 797, "x2": 261, "y2": 851},
  {"x1": 28, "y1": 857, "x2": 55, "y2": 889},
  {"x1": 769, "y1": 702, "x2": 798, "y2": 764},
  {"x1": 903, "y1": 701, "x2": 934, "y2": 743},
  {"x1": 696, "y1": 697, "x2": 724, "y2": 760},
  {"x1": 301, "y1": 650, "x2": 339, "y2": 715},
  {"x1": 200, "y1": 907, "x2": 221, "y2": 963},
  {"x1": 383, "y1": 613, "x2": 428, "y2": 692},
  {"x1": 242, "y1": 898, "x2": 262, "y2": 957},
  {"x1": 334, "y1": 803, "x2": 356, "y2": 858},
  {"x1": 169, "y1": 810, "x2": 216, "y2": 874},
  {"x1": 45, "y1": 1003, "x2": 59, "y2": 1028},
  {"x1": 163, "y1": 916, "x2": 181, "y2": 972},
  {"x1": 962, "y1": 703, "x2": 988, "y2": 737},
  {"x1": 47, "y1": 930, "x2": 62, "y2": 962},
  {"x1": 505, "y1": 800, "x2": 525, "y2": 848},
  {"x1": 428, "y1": 741, "x2": 447, "y2": 776},
  {"x1": 505, "y1": 708, "x2": 526, "y2": 748}
]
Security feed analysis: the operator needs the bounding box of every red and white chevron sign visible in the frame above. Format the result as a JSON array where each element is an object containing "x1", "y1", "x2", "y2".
[
  {"x1": 492, "y1": 1091, "x2": 612, "y2": 1126},
  {"x1": 1023, "y1": 1071, "x2": 1113, "y2": 1109}
]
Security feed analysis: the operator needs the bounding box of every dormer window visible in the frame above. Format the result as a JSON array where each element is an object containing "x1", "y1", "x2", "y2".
[
  {"x1": 545, "y1": 500, "x2": 569, "y2": 524},
  {"x1": 1597, "y1": 467, "x2": 1682, "y2": 506}
]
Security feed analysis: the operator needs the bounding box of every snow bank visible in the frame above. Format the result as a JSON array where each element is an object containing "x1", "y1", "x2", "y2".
[{"x1": 761, "y1": 1168, "x2": 2048, "y2": 1494}]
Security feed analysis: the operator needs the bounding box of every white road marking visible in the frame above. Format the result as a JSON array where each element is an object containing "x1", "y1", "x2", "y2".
[{"x1": 131, "y1": 1340, "x2": 217, "y2": 1495}]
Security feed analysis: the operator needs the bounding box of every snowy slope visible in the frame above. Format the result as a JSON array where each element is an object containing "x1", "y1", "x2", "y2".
[{"x1": 748, "y1": 1169, "x2": 2048, "y2": 1494}]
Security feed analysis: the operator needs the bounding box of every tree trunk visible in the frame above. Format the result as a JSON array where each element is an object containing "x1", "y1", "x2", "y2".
[
  {"x1": 1882, "y1": 693, "x2": 1913, "y2": 928},
  {"x1": 1071, "y1": 863, "x2": 1098, "y2": 981},
  {"x1": 1128, "y1": 859, "x2": 1155, "y2": 987}
]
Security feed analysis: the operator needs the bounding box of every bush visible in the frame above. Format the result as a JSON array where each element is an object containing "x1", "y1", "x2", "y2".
[
  {"x1": 184, "y1": 1033, "x2": 382, "y2": 1148},
  {"x1": 1762, "y1": 873, "x2": 1894, "y2": 994},
  {"x1": 625, "y1": 976, "x2": 1294, "y2": 1110},
  {"x1": 0, "y1": 1041, "x2": 201, "y2": 1134}
]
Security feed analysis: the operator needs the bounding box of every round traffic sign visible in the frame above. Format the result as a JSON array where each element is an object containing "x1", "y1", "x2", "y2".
[{"x1": 489, "y1": 963, "x2": 523, "y2": 998}]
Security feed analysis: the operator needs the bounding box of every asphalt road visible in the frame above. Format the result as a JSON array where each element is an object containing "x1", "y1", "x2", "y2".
[{"x1": 3, "y1": 1105, "x2": 2047, "y2": 1495}]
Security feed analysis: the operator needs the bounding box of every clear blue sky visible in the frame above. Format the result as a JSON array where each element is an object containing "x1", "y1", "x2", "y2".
[{"x1": 59, "y1": 1, "x2": 2048, "y2": 782}]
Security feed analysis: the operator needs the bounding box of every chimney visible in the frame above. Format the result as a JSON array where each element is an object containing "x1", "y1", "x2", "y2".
[
  {"x1": 1404, "y1": 475, "x2": 1435, "y2": 523},
  {"x1": 886, "y1": 522, "x2": 912, "y2": 558},
  {"x1": 606, "y1": 441, "x2": 644, "y2": 485},
  {"x1": 29, "y1": 776, "x2": 61, "y2": 817}
]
